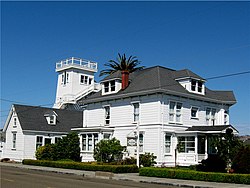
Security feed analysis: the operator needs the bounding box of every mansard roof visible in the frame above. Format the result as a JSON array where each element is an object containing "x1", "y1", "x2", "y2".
[
  {"x1": 10, "y1": 104, "x2": 82, "y2": 133},
  {"x1": 80, "y1": 66, "x2": 236, "y2": 105}
]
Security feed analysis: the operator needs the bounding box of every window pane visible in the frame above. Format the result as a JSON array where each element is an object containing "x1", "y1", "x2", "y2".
[
  {"x1": 110, "y1": 80, "x2": 115, "y2": 91},
  {"x1": 191, "y1": 80, "x2": 196, "y2": 91},
  {"x1": 104, "y1": 82, "x2": 109, "y2": 92}
]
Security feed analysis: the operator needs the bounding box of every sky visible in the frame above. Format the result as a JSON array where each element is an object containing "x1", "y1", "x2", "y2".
[{"x1": 1, "y1": 1, "x2": 250, "y2": 135}]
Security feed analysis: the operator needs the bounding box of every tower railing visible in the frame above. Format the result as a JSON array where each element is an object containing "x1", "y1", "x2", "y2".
[{"x1": 56, "y1": 57, "x2": 98, "y2": 72}]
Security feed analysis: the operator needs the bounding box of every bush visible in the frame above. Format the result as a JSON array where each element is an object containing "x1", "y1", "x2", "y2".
[
  {"x1": 35, "y1": 144, "x2": 54, "y2": 161},
  {"x1": 139, "y1": 153, "x2": 156, "y2": 167},
  {"x1": 196, "y1": 155, "x2": 226, "y2": 172},
  {"x1": 232, "y1": 145, "x2": 250, "y2": 174},
  {"x1": 22, "y1": 159, "x2": 138, "y2": 173},
  {"x1": 94, "y1": 138, "x2": 125, "y2": 163},
  {"x1": 139, "y1": 167, "x2": 250, "y2": 184},
  {"x1": 35, "y1": 132, "x2": 81, "y2": 162}
]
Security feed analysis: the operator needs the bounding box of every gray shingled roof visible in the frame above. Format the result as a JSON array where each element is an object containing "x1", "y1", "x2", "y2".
[
  {"x1": 185, "y1": 125, "x2": 238, "y2": 132},
  {"x1": 79, "y1": 66, "x2": 236, "y2": 105},
  {"x1": 14, "y1": 104, "x2": 82, "y2": 132}
]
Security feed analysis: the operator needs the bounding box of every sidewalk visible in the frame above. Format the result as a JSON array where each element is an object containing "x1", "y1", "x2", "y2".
[{"x1": 1, "y1": 162, "x2": 249, "y2": 188}]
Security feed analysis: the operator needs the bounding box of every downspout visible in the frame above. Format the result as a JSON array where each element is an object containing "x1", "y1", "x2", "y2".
[{"x1": 161, "y1": 94, "x2": 164, "y2": 165}]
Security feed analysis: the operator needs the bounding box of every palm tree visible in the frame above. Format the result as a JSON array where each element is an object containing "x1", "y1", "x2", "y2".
[{"x1": 99, "y1": 53, "x2": 144, "y2": 77}]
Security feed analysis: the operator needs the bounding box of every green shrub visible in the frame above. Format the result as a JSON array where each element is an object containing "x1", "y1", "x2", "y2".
[
  {"x1": 35, "y1": 144, "x2": 54, "y2": 161},
  {"x1": 35, "y1": 132, "x2": 81, "y2": 162},
  {"x1": 22, "y1": 159, "x2": 138, "y2": 173},
  {"x1": 139, "y1": 167, "x2": 250, "y2": 184},
  {"x1": 139, "y1": 153, "x2": 156, "y2": 167},
  {"x1": 232, "y1": 145, "x2": 250, "y2": 174},
  {"x1": 94, "y1": 138, "x2": 125, "y2": 163}
]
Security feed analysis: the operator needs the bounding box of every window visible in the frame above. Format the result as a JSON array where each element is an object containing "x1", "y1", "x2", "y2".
[
  {"x1": 104, "y1": 106, "x2": 110, "y2": 125},
  {"x1": 89, "y1": 78, "x2": 93, "y2": 85},
  {"x1": 103, "y1": 80, "x2": 116, "y2": 93},
  {"x1": 191, "y1": 80, "x2": 196, "y2": 91},
  {"x1": 110, "y1": 80, "x2": 115, "y2": 91},
  {"x1": 81, "y1": 133, "x2": 99, "y2": 151},
  {"x1": 55, "y1": 137, "x2": 61, "y2": 144},
  {"x1": 206, "y1": 108, "x2": 216, "y2": 125},
  {"x1": 191, "y1": 79, "x2": 203, "y2": 93},
  {"x1": 44, "y1": 138, "x2": 52, "y2": 145},
  {"x1": 12, "y1": 133, "x2": 16, "y2": 149},
  {"x1": 80, "y1": 75, "x2": 90, "y2": 85},
  {"x1": 139, "y1": 133, "x2": 144, "y2": 152},
  {"x1": 87, "y1": 134, "x2": 93, "y2": 151},
  {"x1": 165, "y1": 134, "x2": 171, "y2": 154},
  {"x1": 104, "y1": 82, "x2": 109, "y2": 92},
  {"x1": 133, "y1": 103, "x2": 140, "y2": 122},
  {"x1": 62, "y1": 71, "x2": 69, "y2": 85},
  {"x1": 103, "y1": 133, "x2": 111, "y2": 140},
  {"x1": 13, "y1": 117, "x2": 17, "y2": 127},
  {"x1": 36, "y1": 136, "x2": 43, "y2": 149},
  {"x1": 178, "y1": 136, "x2": 195, "y2": 153},
  {"x1": 49, "y1": 115, "x2": 56, "y2": 124},
  {"x1": 169, "y1": 101, "x2": 182, "y2": 123},
  {"x1": 197, "y1": 81, "x2": 203, "y2": 92},
  {"x1": 191, "y1": 107, "x2": 199, "y2": 119}
]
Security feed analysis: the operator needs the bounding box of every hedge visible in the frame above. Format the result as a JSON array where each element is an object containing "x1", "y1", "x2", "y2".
[
  {"x1": 22, "y1": 159, "x2": 138, "y2": 173},
  {"x1": 139, "y1": 167, "x2": 250, "y2": 184}
]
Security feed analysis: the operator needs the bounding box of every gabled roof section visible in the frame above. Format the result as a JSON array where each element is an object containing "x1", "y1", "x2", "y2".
[
  {"x1": 173, "y1": 69, "x2": 205, "y2": 81},
  {"x1": 79, "y1": 66, "x2": 236, "y2": 105},
  {"x1": 11, "y1": 104, "x2": 82, "y2": 132},
  {"x1": 101, "y1": 71, "x2": 122, "y2": 82}
]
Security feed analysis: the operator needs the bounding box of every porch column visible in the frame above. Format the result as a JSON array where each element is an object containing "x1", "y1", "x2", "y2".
[
  {"x1": 205, "y1": 136, "x2": 208, "y2": 159},
  {"x1": 195, "y1": 135, "x2": 198, "y2": 162}
]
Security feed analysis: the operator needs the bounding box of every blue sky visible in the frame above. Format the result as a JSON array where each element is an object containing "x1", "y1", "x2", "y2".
[{"x1": 1, "y1": 1, "x2": 250, "y2": 135}]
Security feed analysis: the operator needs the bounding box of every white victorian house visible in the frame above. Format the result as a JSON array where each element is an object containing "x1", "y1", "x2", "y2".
[{"x1": 2, "y1": 57, "x2": 238, "y2": 166}]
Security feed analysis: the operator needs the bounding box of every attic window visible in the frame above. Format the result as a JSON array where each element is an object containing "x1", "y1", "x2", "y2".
[
  {"x1": 191, "y1": 79, "x2": 203, "y2": 93},
  {"x1": 49, "y1": 115, "x2": 56, "y2": 125},
  {"x1": 103, "y1": 81, "x2": 116, "y2": 93},
  {"x1": 44, "y1": 111, "x2": 58, "y2": 125}
]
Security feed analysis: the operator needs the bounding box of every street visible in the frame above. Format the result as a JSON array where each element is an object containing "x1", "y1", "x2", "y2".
[{"x1": 1, "y1": 166, "x2": 176, "y2": 188}]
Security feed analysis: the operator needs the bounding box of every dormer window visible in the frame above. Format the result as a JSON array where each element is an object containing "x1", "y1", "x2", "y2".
[
  {"x1": 102, "y1": 79, "x2": 121, "y2": 95},
  {"x1": 44, "y1": 111, "x2": 58, "y2": 125},
  {"x1": 49, "y1": 115, "x2": 56, "y2": 125},
  {"x1": 190, "y1": 79, "x2": 204, "y2": 94}
]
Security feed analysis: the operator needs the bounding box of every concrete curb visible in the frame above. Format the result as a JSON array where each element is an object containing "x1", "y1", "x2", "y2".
[{"x1": 1, "y1": 162, "x2": 249, "y2": 188}]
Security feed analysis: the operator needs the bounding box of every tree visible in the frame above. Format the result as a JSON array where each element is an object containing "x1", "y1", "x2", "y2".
[
  {"x1": 99, "y1": 53, "x2": 144, "y2": 76},
  {"x1": 212, "y1": 129, "x2": 242, "y2": 170},
  {"x1": 53, "y1": 132, "x2": 81, "y2": 161},
  {"x1": 94, "y1": 138, "x2": 125, "y2": 163}
]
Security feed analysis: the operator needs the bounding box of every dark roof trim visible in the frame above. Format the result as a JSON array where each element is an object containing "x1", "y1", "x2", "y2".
[
  {"x1": 185, "y1": 125, "x2": 238, "y2": 133},
  {"x1": 82, "y1": 88, "x2": 236, "y2": 105}
]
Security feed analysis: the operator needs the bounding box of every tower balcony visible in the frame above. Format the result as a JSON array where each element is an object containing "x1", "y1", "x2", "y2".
[{"x1": 56, "y1": 57, "x2": 98, "y2": 72}]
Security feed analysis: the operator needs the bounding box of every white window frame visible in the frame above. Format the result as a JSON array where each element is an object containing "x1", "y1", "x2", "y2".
[
  {"x1": 206, "y1": 107, "x2": 216, "y2": 125},
  {"x1": 132, "y1": 102, "x2": 140, "y2": 122},
  {"x1": 164, "y1": 133, "x2": 172, "y2": 154},
  {"x1": 80, "y1": 75, "x2": 90, "y2": 85},
  {"x1": 139, "y1": 132, "x2": 144, "y2": 153},
  {"x1": 178, "y1": 136, "x2": 195, "y2": 153},
  {"x1": 12, "y1": 132, "x2": 17, "y2": 150},
  {"x1": 36, "y1": 136, "x2": 43, "y2": 149},
  {"x1": 49, "y1": 115, "x2": 56, "y2": 125},
  {"x1": 13, "y1": 117, "x2": 17, "y2": 127},
  {"x1": 191, "y1": 106, "x2": 199, "y2": 119},
  {"x1": 224, "y1": 110, "x2": 229, "y2": 125},
  {"x1": 103, "y1": 80, "x2": 116, "y2": 94},
  {"x1": 81, "y1": 133, "x2": 99, "y2": 152},
  {"x1": 169, "y1": 101, "x2": 182, "y2": 124},
  {"x1": 103, "y1": 105, "x2": 110, "y2": 125}
]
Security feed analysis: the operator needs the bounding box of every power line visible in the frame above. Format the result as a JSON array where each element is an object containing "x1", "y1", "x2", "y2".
[{"x1": 206, "y1": 71, "x2": 250, "y2": 80}]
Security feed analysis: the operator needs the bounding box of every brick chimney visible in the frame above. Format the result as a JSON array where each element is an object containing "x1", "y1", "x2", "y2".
[{"x1": 121, "y1": 70, "x2": 129, "y2": 90}]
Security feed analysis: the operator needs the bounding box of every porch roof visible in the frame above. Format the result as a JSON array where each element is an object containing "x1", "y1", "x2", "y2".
[
  {"x1": 185, "y1": 125, "x2": 238, "y2": 134},
  {"x1": 71, "y1": 126, "x2": 114, "y2": 133}
]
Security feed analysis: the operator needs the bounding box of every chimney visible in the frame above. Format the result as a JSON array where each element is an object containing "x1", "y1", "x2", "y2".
[{"x1": 121, "y1": 70, "x2": 129, "y2": 90}]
